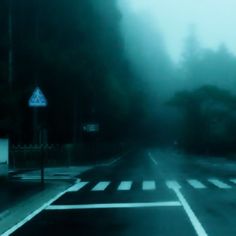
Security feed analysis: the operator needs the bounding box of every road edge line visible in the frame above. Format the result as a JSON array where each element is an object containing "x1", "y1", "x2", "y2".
[
  {"x1": 148, "y1": 152, "x2": 158, "y2": 166},
  {"x1": 1, "y1": 181, "x2": 80, "y2": 236},
  {"x1": 100, "y1": 149, "x2": 132, "y2": 167}
]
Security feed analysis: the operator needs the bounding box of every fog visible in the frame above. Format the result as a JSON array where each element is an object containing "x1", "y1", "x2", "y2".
[
  {"x1": 118, "y1": 0, "x2": 236, "y2": 63},
  {"x1": 117, "y1": 0, "x2": 236, "y2": 105},
  {"x1": 117, "y1": 0, "x2": 236, "y2": 152},
  {"x1": 2, "y1": 0, "x2": 236, "y2": 154}
]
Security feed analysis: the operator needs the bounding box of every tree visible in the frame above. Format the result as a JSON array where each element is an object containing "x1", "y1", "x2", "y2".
[
  {"x1": 0, "y1": 0, "x2": 148, "y2": 144},
  {"x1": 167, "y1": 85, "x2": 236, "y2": 155},
  {"x1": 179, "y1": 25, "x2": 202, "y2": 89}
]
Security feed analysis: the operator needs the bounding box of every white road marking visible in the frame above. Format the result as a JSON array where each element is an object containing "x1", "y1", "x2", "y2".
[
  {"x1": 187, "y1": 179, "x2": 206, "y2": 189},
  {"x1": 92, "y1": 181, "x2": 110, "y2": 191},
  {"x1": 1, "y1": 183, "x2": 79, "y2": 236},
  {"x1": 148, "y1": 152, "x2": 158, "y2": 165},
  {"x1": 104, "y1": 156, "x2": 123, "y2": 166},
  {"x1": 46, "y1": 201, "x2": 181, "y2": 210},
  {"x1": 167, "y1": 181, "x2": 208, "y2": 236},
  {"x1": 208, "y1": 179, "x2": 231, "y2": 189},
  {"x1": 117, "y1": 181, "x2": 132, "y2": 191},
  {"x1": 142, "y1": 181, "x2": 156, "y2": 190},
  {"x1": 229, "y1": 179, "x2": 236, "y2": 184},
  {"x1": 166, "y1": 180, "x2": 181, "y2": 189},
  {"x1": 101, "y1": 150, "x2": 131, "y2": 167},
  {"x1": 67, "y1": 182, "x2": 88, "y2": 192}
]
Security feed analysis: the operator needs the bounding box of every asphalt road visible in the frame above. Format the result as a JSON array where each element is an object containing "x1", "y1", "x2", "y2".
[
  {"x1": 0, "y1": 181, "x2": 43, "y2": 213},
  {"x1": 4, "y1": 149, "x2": 236, "y2": 236}
]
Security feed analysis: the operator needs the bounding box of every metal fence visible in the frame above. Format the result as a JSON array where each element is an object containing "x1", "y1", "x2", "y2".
[
  {"x1": 9, "y1": 142, "x2": 128, "y2": 170},
  {"x1": 10, "y1": 144, "x2": 70, "y2": 169}
]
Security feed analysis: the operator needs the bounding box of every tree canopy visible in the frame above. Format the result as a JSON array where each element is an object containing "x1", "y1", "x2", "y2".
[{"x1": 168, "y1": 85, "x2": 236, "y2": 154}]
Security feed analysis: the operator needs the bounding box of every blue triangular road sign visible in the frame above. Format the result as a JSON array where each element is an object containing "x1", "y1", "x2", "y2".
[{"x1": 28, "y1": 87, "x2": 47, "y2": 107}]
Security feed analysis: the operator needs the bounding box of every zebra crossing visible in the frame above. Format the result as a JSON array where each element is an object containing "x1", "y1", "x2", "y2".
[
  {"x1": 117, "y1": 181, "x2": 132, "y2": 190},
  {"x1": 67, "y1": 178, "x2": 236, "y2": 193},
  {"x1": 187, "y1": 179, "x2": 206, "y2": 189}
]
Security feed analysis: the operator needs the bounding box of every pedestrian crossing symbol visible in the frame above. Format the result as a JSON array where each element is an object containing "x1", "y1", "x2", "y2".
[{"x1": 28, "y1": 87, "x2": 47, "y2": 107}]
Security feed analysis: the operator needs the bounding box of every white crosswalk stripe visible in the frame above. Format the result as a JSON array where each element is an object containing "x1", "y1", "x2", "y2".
[
  {"x1": 208, "y1": 179, "x2": 232, "y2": 189},
  {"x1": 187, "y1": 179, "x2": 206, "y2": 189},
  {"x1": 66, "y1": 178, "x2": 236, "y2": 193},
  {"x1": 166, "y1": 181, "x2": 181, "y2": 189},
  {"x1": 142, "y1": 181, "x2": 156, "y2": 190},
  {"x1": 67, "y1": 182, "x2": 88, "y2": 192},
  {"x1": 117, "y1": 181, "x2": 132, "y2": 191},
  {"x1": 92, "y1": 181, "x2": 111, "y2": 191},
  {"x1": 229, "y1": 179, "x2": 236, "y2": 184}
]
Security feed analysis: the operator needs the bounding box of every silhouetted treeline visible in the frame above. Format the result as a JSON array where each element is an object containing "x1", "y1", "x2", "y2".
[
  {"x1": 0, "y1": 0, "x2": 147, "y2": 144},
  {"x1": 166, "y1": 30, "x2": 236, "y2": 156},
  {"x1": 1, "y1": 1, "x2": 236, "y2": 156}
]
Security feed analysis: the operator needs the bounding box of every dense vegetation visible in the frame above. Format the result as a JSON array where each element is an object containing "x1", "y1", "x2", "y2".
[
  {"x1": 166, "y1": 30, "x2": 236, "y2": 155},
  {"x1": 1, "y1": 1, "x2": 236, "y2": 156},
  {"x1": 0, "y1": 0, "x2": 148, "y2": 144},
  {"x1": 168, "y1": 85, "x2": 236, "y2": 155}
]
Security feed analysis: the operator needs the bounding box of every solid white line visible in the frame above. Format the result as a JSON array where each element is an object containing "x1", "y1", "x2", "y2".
[
  {"x1": 91, "y1": 181, "x2": 110, "y2": 191},
  {"x1": 148, "y1": 152, "x2": 158, "y2": 165},
  {"x1": 187, "y1": 179, "x2": 206, "y2": 189},
  {"x1": 208, "y1": 179, "x2": 231, "y2": 189},
  {"x1": 229, "y1": 179, "x2": 236, "y2": 184},
  {"x1": 1, "y1": 183, "x2": 78, "y2": 236},
  {"x1": 117, "y1": 181, "x2": 132, "y2": 191},
  {"x1": 101, "y1": 151, "x2": 129, "y2": 167},
  {"x1": 142, "y1": 181, "x2": 156, "y2": 190},
  {"x1": 166, "y1": 181, "x2": 181, "y2": 189},
  {"x1": 167, "y1": 181, "x2": 208, "y2": 236},
  {"x1": 46, "y1": 201, "x2": 181, "y2": 210},
  {"x1": 67, "y1": 182, "x2": 88, "y2": 192},
  {"x1": 106, "y1": 156, "x2": 122, "y2": 166}
]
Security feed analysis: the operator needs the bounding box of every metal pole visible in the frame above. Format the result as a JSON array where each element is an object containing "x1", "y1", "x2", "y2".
[
  {"x1": 40, "y1": 144, "x2": 45, "y2": 186},
  {"x1": 73, "y1": 93, "x2": 78, "y2": 145},
  {"x1": 8, "y1": 0, "x2": 13, "y2": 89},
  {"x1": 33, "y1": 108, "x2": 39, "y2": 144},
  {"x1": 33, "y1": 108, "x2": 45, "y2": 186}
]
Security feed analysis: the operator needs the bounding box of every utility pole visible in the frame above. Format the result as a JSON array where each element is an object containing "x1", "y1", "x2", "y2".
[
  {"x1": 8, "y1": 0, "x2": 13, "y2": 89},
  {"x1": 73, "y1": 92, "x2": 79, "y2": 145}
]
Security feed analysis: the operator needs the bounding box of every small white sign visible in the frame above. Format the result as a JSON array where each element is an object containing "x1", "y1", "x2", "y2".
[
  {"x1": 83, "y1": 123, "x2": 100, "y2": 133},
  {"x1": 0, "y1": 139, "x2": 9, "y2": 177}
]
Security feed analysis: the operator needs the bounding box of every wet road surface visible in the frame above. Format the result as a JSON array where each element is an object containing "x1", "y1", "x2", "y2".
[{"x1": 3, "y1": 149, "x2": 236, "y2": 236}]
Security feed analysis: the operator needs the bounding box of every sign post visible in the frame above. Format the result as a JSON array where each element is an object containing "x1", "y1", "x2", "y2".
[{"x1": 28, "y1": 87, "x2": 47, "y2": 185}]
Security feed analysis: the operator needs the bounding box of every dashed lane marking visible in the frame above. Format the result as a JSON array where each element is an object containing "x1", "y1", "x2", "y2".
[
  {"x1": 148, "y1": 152, "x2": 158, "y2": 165},
  {"x1": 117, "y1": 181, "x2": 132, "y2": 191},
  {"x1": 187, "y1": 179, "x2": 206, "y2": 189}
]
